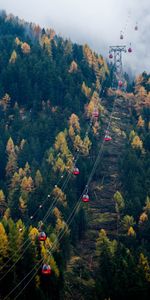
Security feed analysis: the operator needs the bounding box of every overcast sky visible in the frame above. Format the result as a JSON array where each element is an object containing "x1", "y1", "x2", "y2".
[{"x1": 0, "y1": 0, "x2": 150, "y2": 75}]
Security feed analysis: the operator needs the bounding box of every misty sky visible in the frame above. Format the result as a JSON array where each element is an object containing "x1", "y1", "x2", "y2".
[{"x1": 0, "y1": 0, "x2": 150, "y2": 74}]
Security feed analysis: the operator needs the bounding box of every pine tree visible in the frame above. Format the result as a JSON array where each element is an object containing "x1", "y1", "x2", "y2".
[
  {"x1": 8, "y1": 219, "x2": 20, "y2": 262},
  {"x1": 95, "y1": 229, "x2": 116, "y2": 299}
]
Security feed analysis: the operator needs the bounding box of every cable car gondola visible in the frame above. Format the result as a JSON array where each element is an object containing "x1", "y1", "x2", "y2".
[
  {"x1": 120, "y1": 31, "x2": 124, "y2": 39},
  {"x1": 38, "y1": 231, "x2": 47, "y2": 241},
  {"x1": 128, "y1": 47, "x2": 132, "y2": 53},
  {"x1": 118, "y1": 80, "x2": 123, "y2": 87},
  {"x1": 42, "y1": 264, "x2": 52, "y2": 275},
  {"x1": 82, "y1": 186, "x2": 90, "y2": 202},
  {"x1": 109, "y1": 53, "x2": 113, "y2": 59},
  {"x1": 82, "y1": 194, "x2": 90, "y2": 202},
  {"x1": 93, "y1": 108, "x2": 99, "y2": 118},
  {"x1": 72, "y1": 167, "x2": 80, "y2": 175},
  {"x1": 104, "y1": 131, "x2": 112, "y2": 141},
  {"x1": 135, "y1": 23, "x2": 138, "y2": 31},
  {"x1": 128, "y1": 43, "x2": 132, "y2": 53}
]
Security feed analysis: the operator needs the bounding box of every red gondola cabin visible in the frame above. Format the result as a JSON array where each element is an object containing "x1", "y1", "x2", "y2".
[
  {"x1": 38, "y1": 231, "x2": 47, "y2": 241},
  {"x1": 128, "y1": 47, "x2": 132, "y2": 53},
  {"x1": 135, "y1": 23, "x2": 138, "y2": 31},
  {"x1": 104, "y1": 135, "x2": 112, "y2": 142},
  {"x1": 118, "y1": 80, "x2": 123, "y2": 87},
  {"x1": 73, "y1": 167, "x2": 80, "y2": 175},
  {"x1": 120, "y1": 33, "x2": 123, "y2": 40},
  {"x1": 42, "y1": 264, "x2": 52, "y2": 275},
  {"x1": 82, "y1": 194, "x2": 90, "y2": 202},
  {"x1": 93, "y1": 108, "x2": 99, "y2": 118}
]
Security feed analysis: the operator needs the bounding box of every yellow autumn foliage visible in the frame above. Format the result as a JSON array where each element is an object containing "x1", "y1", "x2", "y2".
[
  {"x1": 131, "y1": 135, "x2": 143, "y2": 150},
  {"x1": 128, "y1": 226, "x2": 136, "y2": 237}
]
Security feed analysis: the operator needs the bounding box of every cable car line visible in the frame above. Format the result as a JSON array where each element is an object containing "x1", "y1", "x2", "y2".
[
  {"x1": 6, "y1": 13, "x2": 141, "y2": 297},
  {"x1": 1, "y1": 44, "x2": 122, "y2": 296},
  {"x1": 5, "y1": 90, "x2": 118, "y2": 300},
  {"x1": 0, "y1": 98, "x2": 96, "y2": 281},
  {"x1": 0, "y1": 172, "x2": 70, "y2": 276}
]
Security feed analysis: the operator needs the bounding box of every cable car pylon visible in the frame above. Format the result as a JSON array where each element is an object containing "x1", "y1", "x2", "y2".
[{"x1": 109, "y1": 45, "x2": 126, "y2": 89}]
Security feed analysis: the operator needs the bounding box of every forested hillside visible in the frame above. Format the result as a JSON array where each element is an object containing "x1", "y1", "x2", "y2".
[{"x1": 0, "y1": 11, "x2": 150, "y2": 300}]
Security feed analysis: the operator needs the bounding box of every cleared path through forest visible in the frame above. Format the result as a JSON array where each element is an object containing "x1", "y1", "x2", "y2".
[{"x1": 63, "y1": 96, "x2": 130, "y2": 300}]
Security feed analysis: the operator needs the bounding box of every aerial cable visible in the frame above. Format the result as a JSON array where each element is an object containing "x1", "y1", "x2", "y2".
[
  {"x1": 4, "y1": 45, "x2": 122, "y2": 300},
  {"x1": 3, "y1": 79, "x2": 118, "y2": 297},
  {"x1": 0, "y1": 63, "x2": 107, "y2": 287},
  {"x1": 9, "y1": 93, "x2": 118, "y2": 300},
  {"x1": 3, "y1": 180, "x2": 83, "y2": 299},
  {"x1": 0, "y1": 98, "x2": 95, "y2": 280},
  {"x1": 0, "y1": 172, "x2": 67, "y2": 274},
  {"x1": 2, "y1": 257, "x2": 43, "y2": 300},
  {"x1": 0, "y1": 168, "x2": 73, "y2": 281},
  {"x1": 86, "y1": 98, "x2": 116, "y2": 187},
  {"x1": 42, "y1": 114, "x2": 94, "y2": 223},
  {"x1": 0, "y1": 112, "x2": 94, "y2": 275},
  {"x1": 29, "y1": 172, "x2": 66, "y2": 220},
  {"x1": 3, "y1": 189, "x2": 85, "y2": 300}
]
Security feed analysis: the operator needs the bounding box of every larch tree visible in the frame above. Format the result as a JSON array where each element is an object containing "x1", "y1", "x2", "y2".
[
  {"x1": 21, "y1": 176, "x2": 34, "y2": 193},
  {"x1": 53, "y1": 157, "x2": 65, "y2": 173},
  {"x1": 68, "y1": 60, "x2": 78, "y2": 73},
  {"x1": 0, "y1": 190, "x2": 7, "y2": 216},
  {"x1": 138, "y1": 253, "x2": 150, "y2": 282},
  {"x1": 0, "y1": 222, "x2": 8, "y2": 264},
  {"x1": 6, "y1": 153, "x2": 18, "y2": 179},
  {"x1": 52, "y1": 186, "x2": 67, "y2": 207},
  {"x1": 73, "y1": 134, "x2": 83, "y2": 152},
  {"x1": 69, "y1": 113, "x2": 80, "y2": 133},
  {"x1": 82, "y1": 135, "x2": 92, "y2": 156},
  {"x1": 139, "y1": 212, "x2": 148, "y2": 224},
  {"x1": 0, "y1": 93, "x2": 11, "y2": 112},
  {"x1": 21, "y1": 42, "x2": 31, "y2": 54},
  {"x1": 121, "y1": 215, "x2": 135, "y2": 232},
  {"x1": 144, "y1": 196, "x2": 150, "y2": 214},
  {"x1": 81, "y1": 82, "x2": 91, "y2": 98},
  {"x1": 6, "y1": 137, "x2": 18, "y2": 179},
  {"x1": 131, "y1": 135, "x2": 143, "y2": 150},
  {"x1": 137, "y1": 115, "x2": 145, "y2": 128},
  {"x1": 9, "y1": 50, "x2": 17, "y2": 63},
  {"x1": 127, "y1": 226, "x2": 136, "y2": 237},
  {"x1": 114, "y1": 191, "x2": 125, "y2": 237}
]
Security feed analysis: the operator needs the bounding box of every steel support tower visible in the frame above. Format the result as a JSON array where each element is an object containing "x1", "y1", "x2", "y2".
[{"x1": 109, "y1": 45, "x2": 126, "y2": 79}]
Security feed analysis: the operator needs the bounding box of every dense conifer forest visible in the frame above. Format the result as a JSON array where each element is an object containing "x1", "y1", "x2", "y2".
[{"x1": 0, "y1": 10, "x2": 150, "y2": 300}]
